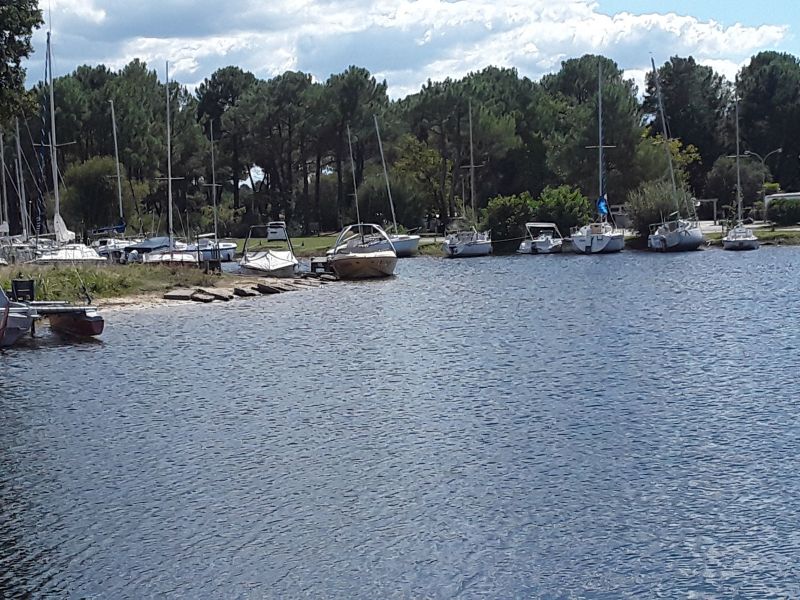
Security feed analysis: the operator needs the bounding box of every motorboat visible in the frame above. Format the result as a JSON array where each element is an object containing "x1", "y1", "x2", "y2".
[
  {"x1": 184, "y1": 234, "x2": 237, "y2": 262},
  {"x1": 442, "y1": 228, "x2": 492, "y2": 257},
  {"x1": 518, "y1": 222, "x2": 564, "y2": 254},
  {"x1": 239, "y1": 222, "x2": 299, "y2": 277},
  {"x1": 328, "y1": 223, "x2": 398, "y2": 279}
]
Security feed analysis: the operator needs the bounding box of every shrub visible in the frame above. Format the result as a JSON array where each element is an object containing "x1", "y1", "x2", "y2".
[
  {"x1": 625, "y1": 180, "x2": 681, "y2": 239},
  {"x1": 483, "y1": 193, "x2": 534, "y2": 253},
  {"x1": 767, "y1": 198, "x2": 800, "y2": 226},
  {"x1": 531, "y1": 185, "x2": 592, "y2": 235}
]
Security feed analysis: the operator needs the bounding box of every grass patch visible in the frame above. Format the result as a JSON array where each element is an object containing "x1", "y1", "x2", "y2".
[
  {"x1": 0, "y1": 264, "x2": 230, "y2": 302},
  {"x1": 232, "y1": 235, "x2": 337, "y2": 257}
]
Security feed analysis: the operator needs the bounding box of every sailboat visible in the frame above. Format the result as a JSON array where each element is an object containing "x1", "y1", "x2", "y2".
[
  {"x1": 373, "y1": 115, "x2": 420, "y2": 257},
  {"x1": 571, "y1": 64, "x2": 624, "y2": 254},
  {"x1": 328, "y1": 124, "x2": 397, "y2": 279},
  {"x1": 646, "y1": 58, "x2": 704, "y2": 252},
  {"x1": 183, "y1": 121, "x2": 237, "y2": 261},
  {"x1": 442, "y1": 101, "x2": 492, "y2": 258},
  {"x1": 29, "y1": 31, "x2": 105, "y2": 265},
  {"x1": 142, "y1": 61, "x2": 197, "y2": 266},
  {"x1": 90, "y1": 99, "x2": 143, "y2": 261},
  {"x1": 722, "y1": 96, "x2": 759, "y2": 251},
  {"x1": 0, "y1": 119, "x2": 37, "y2": 264}
]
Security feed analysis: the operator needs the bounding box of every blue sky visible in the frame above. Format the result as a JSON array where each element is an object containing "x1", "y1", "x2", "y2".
[{"x1": 24, "y1": 0, "x2": 797, "y2": 98}]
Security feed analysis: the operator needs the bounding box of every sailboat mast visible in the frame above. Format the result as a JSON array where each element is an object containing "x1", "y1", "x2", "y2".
[
  {"x1": 165, "y1": 61, "x2": 174, "y2": 247},
  {"x1": 651, "y1": 58, "x2": 680, "y2": 214},
  {"x1": 47, "y1": 31, "x2": 61, "y2": 218},
  {"x1": 468, "y1": 100, "x2": 476, "y2": 220},
  {"x1": 0, "y1": 131, "x2": 7, "y2": 227},
  {"x1": 15, "y1": 118, "x2": 29, "y2": 239},
  {"x1": 346, "y1": 124, "x2": 362, "y2": 227},
  {"x1": 598, "y1": 64, "x2": 604, "y2": 205},
  {"x1": 735, "y1": 95, "x2": 742, "y2": 223},
  {"x1": 374, "y1": 114, "x2": 397, "y2": 232},
  {"x1": 210, "y1": 120, "x2": 219, "y2": 243},
  {"x1": 109, "y1": 99, "x2": 124, "y2": 221}
]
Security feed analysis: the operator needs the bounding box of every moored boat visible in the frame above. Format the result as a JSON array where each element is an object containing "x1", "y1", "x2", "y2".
[
  {"x1": 722, "y1": 94, "x2": 760, "y2": 252},
  {"x1": 518, "y1": 222, "x2": 564, "y2": 254},
  {"x1": 0, "y1": 301, "x2": 35, "y2": 347},
  {"x1": 571, "y1": 63, "x2": 623, "y2": 255},
  {"x1": 328, "y1": 223, "x2": 398, "y2": 279},
  {"x1": 646, "y1": 58, "x2": 705, "y2": 252},
  {"x1": 442, "y1": 228, "x2": 492, "y2": 257},
  {"x1": 239, "y1": 222, "x2": 299, "y2": 277},
  {"x1": 184, "y1": 234, "x2": 237, "y2": 262}
]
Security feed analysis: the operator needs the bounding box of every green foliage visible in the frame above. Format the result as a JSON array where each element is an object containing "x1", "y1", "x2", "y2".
[
  {"x1": 705, "y1": 156, "x2": 769, "y2": 208},
  {"x1": 531, "y1": 185, "x2": 592, "y2": 235},
  {"x1": 483, "y1": 193, "x2": 534, "y2": 253},
  {"x1": 62, "y1": 156, "x2": 139, "y2": 233},
  {"x1": 767, "y1": 198, "x2": 800, "y2": 226},
  {"x1": 0, "y1": 1, "x2": 42, "y2": 123},
  {"x1": 643, "y1": 56, "x2": 730, "y2": 192},
  {"x1": 625, "y1": 180, "x2": 680, "y2": 239}
]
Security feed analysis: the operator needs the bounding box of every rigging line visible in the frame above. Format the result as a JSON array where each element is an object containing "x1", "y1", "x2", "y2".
[{"x1": 19, "y1": 146, "x2": 47, "y2": 200}]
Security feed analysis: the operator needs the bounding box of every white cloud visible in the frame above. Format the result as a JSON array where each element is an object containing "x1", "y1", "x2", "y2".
[{"x1": 25, "y1": 0, "x2": 793, "y2": 98}]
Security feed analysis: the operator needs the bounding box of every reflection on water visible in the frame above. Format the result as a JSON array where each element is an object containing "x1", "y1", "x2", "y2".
[{"x1": 2, "y1": 249, "x2": 800, "y2": 597}]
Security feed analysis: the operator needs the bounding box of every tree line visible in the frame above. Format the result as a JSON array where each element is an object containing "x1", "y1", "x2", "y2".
[{"x1": 3, "y1": 4, "x2": 800, "y2": 238}]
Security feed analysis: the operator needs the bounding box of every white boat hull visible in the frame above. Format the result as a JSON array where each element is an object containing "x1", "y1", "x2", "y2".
[
  {"x1": 29, "y1": 243, "x2": 107, "y2": 265},
  {"x1": 518, "y1": 238, "x2": 563, "y2": 254},
  {"x1": 329, "y1": 252, "x2": 397, "y2": 279},
  {"x1": 142, "y1": 251, "x2": 199, "y2": 266},
  {"x1": 443, "y1": 240, "x2": 492, "y2": 257},
  {"x1": 388, "y1": 235, "x2": 420, "y2": 257},
  {"x1": 571, "y1": 233, "x2": 624, "y2": 254},
  {"x1": 648, "y1": 221, "x2": 704, "y2": 252}
]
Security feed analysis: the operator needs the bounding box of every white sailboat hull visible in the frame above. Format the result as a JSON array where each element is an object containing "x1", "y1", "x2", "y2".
[
  {"x1": 443, "y1": 240, "x2": 492, "y2": 257},
  {"x1": 239, "y1": 250, "x2": 299, "y2": 277},
  {"x1": 142, "y1": 250, "x2": 199, "y2": 266},
  {"x1": 571, "y1": 231, "x2": 624, "y2": 254},
  {"x1": 648, "y1": 220, "x2": 705, "y2": 251},
  {"x1": 29, "y1": 244, "x2": 106, "y2": 265},
  {"x1": 329, "y1": 251, "x2": 397, "y2": 279},
  {"x1": 388, "y1": 234, "x2": 420, "y2": 257}
]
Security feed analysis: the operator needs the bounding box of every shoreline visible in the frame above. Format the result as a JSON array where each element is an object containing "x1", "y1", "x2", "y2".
[{"x1": 4, "y1": 231, "x2": 800, "y2": 308}]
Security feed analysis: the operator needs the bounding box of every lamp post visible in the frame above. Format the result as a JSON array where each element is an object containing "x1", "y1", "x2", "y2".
[{"x1": 744, "y1": 147, "x2": 782, "y2": 222}]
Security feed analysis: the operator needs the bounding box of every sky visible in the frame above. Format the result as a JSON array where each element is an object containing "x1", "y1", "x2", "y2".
[{"x1": 23, "y1": 0, "x2": 799, "y2": 98}]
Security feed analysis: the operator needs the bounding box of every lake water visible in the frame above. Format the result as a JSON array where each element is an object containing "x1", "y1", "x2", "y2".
[{"x1": 2, "y1": 249, "x2": 799, "y2": 597}]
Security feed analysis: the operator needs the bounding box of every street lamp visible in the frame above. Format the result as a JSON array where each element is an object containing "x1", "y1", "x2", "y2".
[{"x1": 744, "y1": 147, "x2": 782, "y2": 221}]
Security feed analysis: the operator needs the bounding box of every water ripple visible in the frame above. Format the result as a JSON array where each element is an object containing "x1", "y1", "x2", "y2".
[{"x1": 1, "y1": 249, "x2": 799, "y2": 597}]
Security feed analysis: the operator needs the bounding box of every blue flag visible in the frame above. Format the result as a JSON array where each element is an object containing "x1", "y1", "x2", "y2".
[{"x1": 597, "y1": 195, "x2": 609, "y2": 216}]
